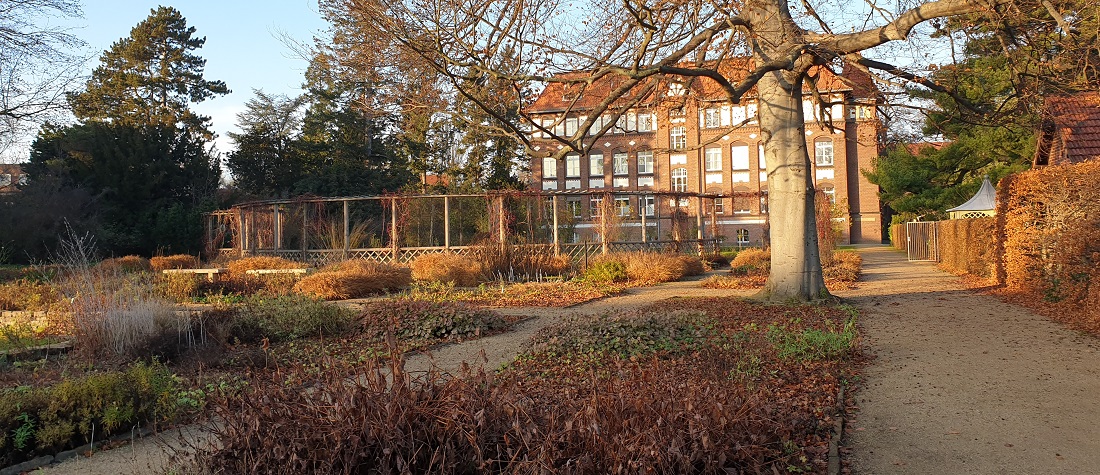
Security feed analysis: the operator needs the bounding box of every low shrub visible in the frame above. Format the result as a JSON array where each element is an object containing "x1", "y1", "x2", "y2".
[
  {"x1": 97, "y1": 255, "x2": 151, "y2": 273},
  {"x1": 293, "y1": 260, "x2": 411, "y2": 300},
  {"x1": 824, "y1": 251, "x2": 862, "y2": 283},
  {"x1": 581, "y1": 260, "x2": 628, "y2": 283},
  {"x1": 225, "y1": 256, "x2": 306, "y2": 275},
  {"x1": 622, "y1": 251, "x2": 687, "y2": 283},
  {"x1": 766, "y1": 318, "x2": 858, "y2": 361},
  {"x1": 0, "y1": 279, "x2": 65, "y2": 311},
  {"x1": 158, "y1": 273, "x2": 202, "y2": 302},
  {"x1": 527, "y1": 311, "x2": 716, "y2": 361},
  {"x1": 729, "y1": 248, "x2": 770, "y2": 276},
  {"x1": 409, "y1": 253, "x2": 482, "y2": 286},
  {"x1": 678, "y1": 255, "x2": 709, "y2": 276},
  {"x1": 230, "y1": 295, "x2": 356, "y2": 343},
  {"x1": 358, "y1": 299, "x2": 506, "y2": 342},
  {"x1": 222, "y1": 256, "x2": 310, "y2": 296},
  {"x1": 150, "y1": 254, "x2": 199, "y2": 271},
  {"x1": 0, "y1": 361, "x2": 179, "y2": 467}
]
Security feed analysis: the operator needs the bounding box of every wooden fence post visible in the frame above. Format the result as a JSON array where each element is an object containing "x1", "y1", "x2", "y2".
[
  {"x1": 443, "y1": 196, "x2": 451, "y2": 250},
  {"x1": 552, "y1": 194, "x2": 560, "y2": 257},
  {"x1": 343, "y1": 199, "x2": 350, "y2": 259}
]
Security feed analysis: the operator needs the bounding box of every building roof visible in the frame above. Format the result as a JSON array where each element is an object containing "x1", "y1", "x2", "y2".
[
  {"x1": 527, "y1": 58, "x2": 875, "y2": 113},
  {"x1": 1035, "y1": 92, "x2": 1100, "y2": 166},
  {"x1": 904, "y1": 141, "x2": 948, "y2": 155},
  {"x1": 946, "y1": 175, "x2": 997, "y2": 212}
]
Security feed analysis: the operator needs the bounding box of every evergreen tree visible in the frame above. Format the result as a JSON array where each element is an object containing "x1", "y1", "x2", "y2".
[
  {"x1": 452, "y1": 46, "x2": 526, "y2": 191},
  {"x1": 67, "y1": 6, "x2": 228, "y2": 139},
  {"x1": 227, "y1": 90, "x2": 309, "y2": 197}
]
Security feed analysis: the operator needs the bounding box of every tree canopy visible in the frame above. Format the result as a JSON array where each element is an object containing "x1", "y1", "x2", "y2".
[
  {"x1": 67, "y1": 5, "x2": 229, "y2": 139},
  {"x1": 328, "y1": 0, "x2": 1098, "y2": 301}
]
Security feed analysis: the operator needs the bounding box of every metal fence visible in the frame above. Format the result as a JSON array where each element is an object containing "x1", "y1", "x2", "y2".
[{"x1": 905, "y1": 221, "x2": 939, "y2": 262}]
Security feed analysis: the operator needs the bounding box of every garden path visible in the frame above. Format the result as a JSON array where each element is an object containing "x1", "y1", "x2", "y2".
[{"x1": 840, "y1": 246, "x2": 1100, "y2": 474}]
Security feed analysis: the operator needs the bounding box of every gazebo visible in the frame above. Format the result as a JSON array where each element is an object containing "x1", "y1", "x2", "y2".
[{"x1": 947, "y1": 176, "x2": 997, "y2": 219}]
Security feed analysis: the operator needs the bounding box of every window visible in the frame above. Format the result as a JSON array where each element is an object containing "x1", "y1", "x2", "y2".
[
  {"x1": 566, "y1": 198, "x2": 583, "y2": 218},
  {"x1": 0, "y1": 174, "x2": 10, "y2": 187},
  {"x1": 565, "y1": 154, "x2": 581, "y2": 177},
  {"x1": 732, "y1": 190, "x2": 752, "y2": 214},
  {"x1": 637, "y1": 150, "x2": 653, "y2": 174},
  {"x1": 758, "y1": 143, "x2": 766, "y2": 169},
  {"x1": 590, "y1": 197, "x2": 603, "y2": 217},
  {"x1": 637, "y1": 113, "x2": 655, "y2": 132},
  {"x1": 614, "y1": 197, "x2": 631, "y2": 217},
  {"x1": 759, "y1": 190, "x2": 769, "y2": 214},
  {"x1": 670, "y1": 126, "x2": 686, "y2": 150},
  {"x1": 643, "y1": 196, "x2": 655, "y2": 216},
  {"x1": 705, "y1": 147, "x2": 722, "y2": 171},
  {"x1": 565, "y1": 117, "x2": 578, "y2": 136},
  {"x1": 821, "y1": 184, "x2": 836, "y2": 204},
  {"x1": 815, "y1": 141, "x2": 834, "y2": 166},
  {"x1": 589, "y1": 153, "x2": 604, "y2": 176},
  {"x1": 731, "y1": 144, "x2": 750, "y2": 170},
  {"x1": 714, "y1": 197, "x2": 725, "y2": 214},
  {"x1": 613, "y1": 152, "x2": 629, "y2": 175},
  {"x1": 702, "y1": 108, "x2": 721, "y2": 128},
  {"x1": 736, "y1": 228, "x2": 750, "y2": 244},
  {"x1": 542, "y1": 157, "x2": 557, "y2": 179},
  {"x1": 553, "y1": 118, "x2": 566, "y2": 136},
  {"x1": 671, "y1": 167, "x2": 688, "y2": 192}
]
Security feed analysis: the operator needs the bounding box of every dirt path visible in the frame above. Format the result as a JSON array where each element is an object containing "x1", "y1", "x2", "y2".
[{"x1": 839, "y1": 246, "x2": 1100, "y2": 474}]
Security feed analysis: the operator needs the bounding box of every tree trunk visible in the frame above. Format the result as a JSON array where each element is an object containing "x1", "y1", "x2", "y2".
[{"x1": 755, "y1": 71, "x2": 829, "y2": 301}]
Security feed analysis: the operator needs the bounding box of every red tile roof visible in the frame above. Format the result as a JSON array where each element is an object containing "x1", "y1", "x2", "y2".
[
  {"x1": 527, "y1": 58, "x2": 877, "y2": 113},
  {"x1": 1039, "y1": 92, "x2": 1100, "y2": 165}
]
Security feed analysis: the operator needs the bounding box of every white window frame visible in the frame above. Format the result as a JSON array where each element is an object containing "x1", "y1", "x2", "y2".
[
  {"x1": 702, "y1": 108, "x2": 721, "y2": 128},
  {"x1": 705, "y1": 147, "x2": 723, "y2": 171},
  {"x1": 731, "y1": 144, "x2": 750, "y2": 170},
  {"x1": 565, "y1": 117, "x2": 578, "y2": 136},
  {"x1": 566, "y1": 198, "x2": 582, "y2": 218},
  {"x1": 671, "y1": 167, "x2": 688, "y2": 192},
  {"x1": 565, "y1": 153, "x2": 581, "y2": 177},
  {"x1": 670, "y1": 126, "x2": 686, "y2": 150},
  {"x1": 637, "y1": 113, "x2": 655, "y2": 132},
  {"x1": 542, "y1": 157, "x2": 557, "y2": 179},
  {"x1": 815, "y1": 140, "x2": 834, "y2": 167},
  {"x1": 643, "y1": 196, "x2": 655, "y2": 216},
  {"x1": 614, "y1": 196, "x2": 631, "y2": 217},
  {"x1": 736, "y1": 228, "x2": 750, "y2": 244},
  {"x1": 637, "y1": 150, "x2": 653, "y2": 174},
  {"x1": 589, "y1": 153, "x2": 604, "y2": 176},
  {"x1": 590, "y1": 197, "x2": 604, "y2": 217},
  {"x1": 613, "y1": 152, "x2": 629, "y2": 175},
  {"x1": 714, "y1": 197, "x2": 725, "y2": 214}
]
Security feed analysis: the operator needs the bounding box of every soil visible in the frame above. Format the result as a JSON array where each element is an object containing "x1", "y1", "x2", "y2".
[{"x1": 28, "y1": 246, "x2": 1100, "y2": 474}]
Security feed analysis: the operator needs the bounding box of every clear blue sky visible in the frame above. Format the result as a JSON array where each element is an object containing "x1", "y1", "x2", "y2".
[{"x1": 64, "y1": 1, "x2": 328, "y2": 154}]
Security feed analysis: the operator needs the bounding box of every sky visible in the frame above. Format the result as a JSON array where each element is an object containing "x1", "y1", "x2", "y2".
[{"x1": 57, "y1": 0, "x2": 329, "y2": 156}]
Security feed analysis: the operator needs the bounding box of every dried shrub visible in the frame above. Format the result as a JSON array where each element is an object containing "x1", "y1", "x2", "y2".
[
  {"x1": 358, "y1": 299, "x2": 505, "y2": 342},
  {"x1": 159, "y1": 273, "x2": 202, "y2": 302},
  {"x1": 150, "y1": 254, "x2": 200, "y2": 271},
  {"x1": 97, "y1": 255, "x2": 151, "y2": 273},
  {"x1": 409, "y1": 252, "x2": 482, "y2": 286},
  {"x1": 936, "y1": 218, "x2": 996, "y2": 279},
  {"x1": 1001, "y1": 162, "x2": 1100, "y2": 333},
  {"x1": 468, "y1": 241, "x2": 572, "y2": 280},
  {"x1": 197, "y1": 299, "x2": 856, "y2": 474},
  {"x1": 293, "y1": 260, "x2": 411, "y2": 300},
  {"x1": 678, "y1": 255, "x2": 709, "y2": 276},
  {"x1": 823, "y1": 251, "x2": 863, "y2": 283},
  {"x1": 225, "y1": 256, "x2": 306, "y2": 275},
  {"x1": 729, "y1": 248, "x2": 770, "y2": 276},
  {"x1": 0, "y1": 279, "x2": 65, "y2": 311},
  {"x1": 621, "y1": 251, "x2": 687, "y2": 283}
]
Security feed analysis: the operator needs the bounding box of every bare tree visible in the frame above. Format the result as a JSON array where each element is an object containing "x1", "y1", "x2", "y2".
[
  {"x1": 0, "y1": 0, "x2": 85, "y2": 160},
  {"x1": 331, "y1": 0, "x2": 1094, "y2": 301}
]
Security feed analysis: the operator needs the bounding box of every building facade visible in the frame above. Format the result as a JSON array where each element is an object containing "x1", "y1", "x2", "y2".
[{"x1": 524, "y1": 62, "x2": 885, "y2": 245}]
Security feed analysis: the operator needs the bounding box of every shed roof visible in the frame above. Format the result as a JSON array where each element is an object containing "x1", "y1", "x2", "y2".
[{"x1": 946, "y1": 176, "x2": 997, "y2": 212}]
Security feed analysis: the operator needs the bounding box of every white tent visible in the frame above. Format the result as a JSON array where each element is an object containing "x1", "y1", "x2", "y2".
[{"x1": 947, "y1": 175, "x2": 997, "y2": 219}]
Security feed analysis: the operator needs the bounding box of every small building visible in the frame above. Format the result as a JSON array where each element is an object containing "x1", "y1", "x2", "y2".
[
  {"x1": 1034, "y1": 92, "x2": 1100, "y2": 167},
  {"x1": 0, "y1": 164, "x2": 25, "y2": 194},
  {"x1": 946, "y1": 175, "x2": 996, "y2": 219}
]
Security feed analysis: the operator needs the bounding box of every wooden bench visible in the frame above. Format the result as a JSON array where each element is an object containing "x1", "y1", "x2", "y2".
[
  {"x1": 245, "y1": 268, "x2": 312, "y2": 276},
  {"x1": 162, "y1": 268, "x2": 228, "y2": 283}
]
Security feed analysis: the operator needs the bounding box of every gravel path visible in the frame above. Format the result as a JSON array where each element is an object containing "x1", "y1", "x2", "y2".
[{"x1": 840, "y1": 246, "x2": 1100, "y2": 474}]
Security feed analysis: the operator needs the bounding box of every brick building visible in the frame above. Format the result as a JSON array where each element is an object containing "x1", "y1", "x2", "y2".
[
  {"x1": 1034, "y1": 92, "x2": 1100, "y2": 167},
  {"x1": 0, "y1": 164, "x2": 24, "y2": 195},
  {"x1": 524, "y1": 60, "x2": 885, "y2": 245}
]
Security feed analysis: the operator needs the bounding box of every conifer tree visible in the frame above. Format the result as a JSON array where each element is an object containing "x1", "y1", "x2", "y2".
[{"x1": 67, "y1": 6, "x2": 228, "y2": 139}]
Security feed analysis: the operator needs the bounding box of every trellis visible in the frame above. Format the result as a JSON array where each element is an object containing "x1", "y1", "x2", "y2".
[{"x1": 207, "y1": 190, "x2": 724, "y2": 265}]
